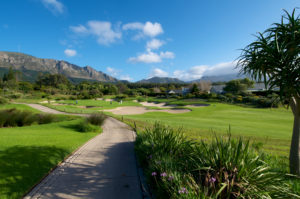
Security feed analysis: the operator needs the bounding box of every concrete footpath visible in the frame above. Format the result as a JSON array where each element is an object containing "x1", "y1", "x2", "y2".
[{"x1": 24, "y1": 115, "x2": 143, "y2": 198}]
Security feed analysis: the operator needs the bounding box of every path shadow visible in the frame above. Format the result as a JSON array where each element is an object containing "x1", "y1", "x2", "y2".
[
  {"x1": 0, "y1": 146, "x2": 69, "y2": 198},
  {"x1": 31, "y1": 141, "x2": 142, "y2": 199}
]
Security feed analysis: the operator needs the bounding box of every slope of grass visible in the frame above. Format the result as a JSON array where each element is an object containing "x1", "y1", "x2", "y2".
[
  {"x1": 0, "y1": 119, "x2": 99, "y2": 199},
  {"x1": 121, "y1": 102, "x2": 293, "y2": 155}
]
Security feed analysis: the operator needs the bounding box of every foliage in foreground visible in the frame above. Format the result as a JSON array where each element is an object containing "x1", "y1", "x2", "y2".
[
  {"x1": 135, "y1": 123, "x2": 300, "y2": 198},
  {"x1": 0, "y1": 108, "x2": 54, "y2": 127}
]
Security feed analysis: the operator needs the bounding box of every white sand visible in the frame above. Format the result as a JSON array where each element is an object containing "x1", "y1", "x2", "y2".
[
  {"x1": 185, "y1": 104, "x2": 210, "y2": 108},
  {"x1": 40, "y1": 100, "x2": 56, "y2": 104},
  {"x1": 139, "y1": 101, "x2": 177, "y2": 108},
  {"x1": 104, "y1": 106, "x2": 190, "y2": 115}
]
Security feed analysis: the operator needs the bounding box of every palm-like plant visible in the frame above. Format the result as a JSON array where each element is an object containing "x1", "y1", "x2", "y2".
[{"x1": 238, "y1": 9, "x2": 300, "y2": 174}]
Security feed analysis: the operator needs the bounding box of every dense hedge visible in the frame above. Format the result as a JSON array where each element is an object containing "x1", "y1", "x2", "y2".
[{"x1": 0, "y1": 108, "x2": 55, "y2": 127}]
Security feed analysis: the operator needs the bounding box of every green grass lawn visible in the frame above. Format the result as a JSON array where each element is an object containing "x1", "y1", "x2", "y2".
[
  {"x1": 116, "y1": 101, "x2": 293, "y2": 156},
  {"x1": 44, "y1": 99, "x2": 142, "y2": 114},
  {"x1": 0, "y1": 118, "x2": 99, "y2": 199},
  {"x1": 0, "y1": 103, "x2": 42, "y2": 113}
]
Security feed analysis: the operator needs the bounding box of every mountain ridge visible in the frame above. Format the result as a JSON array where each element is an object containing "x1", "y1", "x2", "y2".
[
  {"x1": 137, "y1": 76, "x2": 185, "y2": 84},
  {"x1": 0, "y1": 51, "x2": 117, "y2": 83}
]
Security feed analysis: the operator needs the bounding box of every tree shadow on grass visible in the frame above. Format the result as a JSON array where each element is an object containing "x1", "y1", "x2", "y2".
[{"x1": 0, "y1": 146, "x2": 69, "y2": 199}]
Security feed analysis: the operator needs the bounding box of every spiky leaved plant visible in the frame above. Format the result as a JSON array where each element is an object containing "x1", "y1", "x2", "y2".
[{"x1": 237, "y1": 9, "x2": 300, "y2": 174}]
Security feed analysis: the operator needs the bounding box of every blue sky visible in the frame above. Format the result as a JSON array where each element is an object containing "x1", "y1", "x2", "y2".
[{"x1": 0, "y1": 0, "x2": 298, "y2": 81}]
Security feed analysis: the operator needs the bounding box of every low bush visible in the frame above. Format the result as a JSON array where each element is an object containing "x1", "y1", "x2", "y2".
[
  {"x1": 136, "y1": 123, "x2": 299, "y2": 198},
  {"x1": 0, "y1": 97, "x2": 8, "y2": 104},
  {"x1": 0, "y1": 109, "x2": 36, "y2": 127},
  {"x1": 87, "y1": 113, "x2": 106, "y2": 126},
  {"x1": 76, "y1": 113, "x2": 106, "y2": 133},
  {"x1": 77, "y1": 121, "x2": 100, "y2": 132},
  {"x1": 0, "y1": 109, "x2": 56, "y2": 127},
  {"x1": 37, "y1": 114, "x2": 55, "y2": 124}
]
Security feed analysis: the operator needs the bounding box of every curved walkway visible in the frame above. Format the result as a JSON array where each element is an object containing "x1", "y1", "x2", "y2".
[
  {"x1": 16, "y1": 103, "x2": 88, "y2": 117},
  {"x1": 22, "y1": 104, "x2": 143, "y2": 199}
]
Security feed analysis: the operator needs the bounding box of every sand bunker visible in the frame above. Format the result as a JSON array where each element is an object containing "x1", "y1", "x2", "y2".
[
  {"x1": 40, "y1": 100, "x2": 56, "y2": 104},
  {"x1": 104, "y1": 106, "x2": 190, "y2": 115},
  {"x1": 185, "y1": 104, "x2": 210, "y2": 108},
  {"x1": 139, "y1": 102, "x2": 177, "y2": 108},
  {"x1": 105, "y1": 99, "x2": 114, "y2": 102},
  {"x1": 77, "y1": 106, "x2": 100, "y2": 109}
]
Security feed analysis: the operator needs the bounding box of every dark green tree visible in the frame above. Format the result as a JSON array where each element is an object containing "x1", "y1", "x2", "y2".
[
  {"x1": 238, "y1": 9, "x2": 300, "y2": 174},
  {"x1": 191, "y1": 83, "x2": 199, "y2": 94},
  {"x1": 223, "y1": 78, "x2": 254, "y2": 94},
  {"x1": 36, "y1": 74, "x2": 71, "y2": 88}
]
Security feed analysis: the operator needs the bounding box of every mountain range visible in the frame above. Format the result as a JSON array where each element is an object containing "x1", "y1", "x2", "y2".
[
  {"x1": 137, "y1": 77, "x2": 185, "y2": 84},
  {"x1": 0, "y1": 51, "x2": 242, "y2": 84},
  {"x1": 0, "y1": 51, "x2": 117, "y2": 83}
]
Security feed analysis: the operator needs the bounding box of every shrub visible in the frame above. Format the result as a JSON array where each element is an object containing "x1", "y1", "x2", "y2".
[
  {"x1": 8, "y1": 93, "x2": 22, "y2": 99},
  {"x1": 0, "y1": 109, "x2": 36, "y2": 127},
  {"x1": 0, "y1": 97, "x2": 8, "y2": 104},
  {"x1": 37, "y1": 114, "x2": 55, "y2": 124},
  {"x1": 87, "y1": 113, "x2": 106, "y2": 126},
  {"x1": 136, "y1": 123, "x2": 299, "y2": 198},
  {"x1": 0, "y1": 109, "x2": 56, "y2": 127},
  {"x1": 77, "y1": 121, "x2": 100, "y2": 132}
]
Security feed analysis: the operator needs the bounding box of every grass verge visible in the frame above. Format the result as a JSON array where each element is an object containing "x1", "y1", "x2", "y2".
[{"x1": 0, "y1": 118, "x2": 100, "y2": 199}]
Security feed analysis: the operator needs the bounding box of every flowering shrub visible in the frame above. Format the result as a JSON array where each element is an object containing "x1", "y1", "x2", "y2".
[{"x1": 135, "y1": 123, "x2": 299, "y2": 198}]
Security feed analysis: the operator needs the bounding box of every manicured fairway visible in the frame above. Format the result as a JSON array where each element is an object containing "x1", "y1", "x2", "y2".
[
  {"x1": 45, "y1": 99, "x2": 142, "y2": 114},
  {"x1": 119, "y1": 102, "x2": 293, "y2": 156},
  {"x1": 0, "y1": 119, "x2": 99, "y2": 199}
]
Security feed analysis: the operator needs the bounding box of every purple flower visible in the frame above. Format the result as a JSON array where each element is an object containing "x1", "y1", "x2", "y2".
[
  {"x1": 151, "y1": 172, "x2": 157, "y2": 176},
  {"x1": 168, "y1": 175, "x2": 174, "y2": 181},
  {"x1": 148, "y1": 155, "x2": 152, "y2": 159},
  {"x1": 160, "y1": 172, "x2": 167, "y2": 177},
  {"x1": 178, "y1": 187, "x2": 188, "y2": 194},
  {"x1": 209, "y1": 177, "x2": 216, "y2": 183}
]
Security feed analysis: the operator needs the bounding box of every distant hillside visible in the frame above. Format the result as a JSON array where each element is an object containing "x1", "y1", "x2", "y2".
[
  {"x1": 189, "y1": 73, "x2": 246, "y2": 83},
  {"x1": 0, "y1": 51, "x2": 118, "y2": 83},
  {"x1": 137, "y1": 77, "x2": 185, "y2": 84}
]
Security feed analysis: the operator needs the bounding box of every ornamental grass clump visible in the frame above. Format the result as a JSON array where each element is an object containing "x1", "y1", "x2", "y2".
[
  {"x1": 135, "y1": 122, "x2": 299, "y2": 198},
  {"x1": 77, "y1": 112, "x2": 106, "y2": 133},
  {"x1": 86, "y1": 113, "x2": 106, "y2": 126}
]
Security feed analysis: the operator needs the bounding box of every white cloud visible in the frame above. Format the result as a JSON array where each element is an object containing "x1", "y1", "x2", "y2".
[
  {"x1": 120, "y1": 75, "x2": 132, "y2": 81},
  {"x1": 173, "y1": 61, "x2": 238, "y2": 81},
  {"x1": 41, "y1": 0, "x2": 64, "y2": 15},
  {"x1": 70, "y1": 25, "x2": 88, "y2": 34},
  {"x1": 129, "y1": 50, "x2": 175, "y2": 64},
  {"x1": 64, "y1": 49, "x2": 77, "y2": 57},
  {"x1": 160, "y1": 51, "x2": 175, "y2": 59},
  {"x1": 122, "y1": 22, "x2": 144, "y2": 30},
  {"x1": 146, "y1": 39, "x2": 164, "y2": 50},
  {"x1": 143, "y1": 22, "x2": 163, "y2": 37},
  {"x1": 70, "y1": 21, "x2": 122, "y2": 45},
  {"x1": 106, "y1": 67, "x2": 120, "y2": 76},
  {"x1": 150, "y1": 68, "x2": 169, "y2": 78},
  {"x1": 122, "y1": 21, "x2": 163, "y2": 39},
  {"x1": 129, "y1": 51, "x2": 162, "y2": 63}
]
